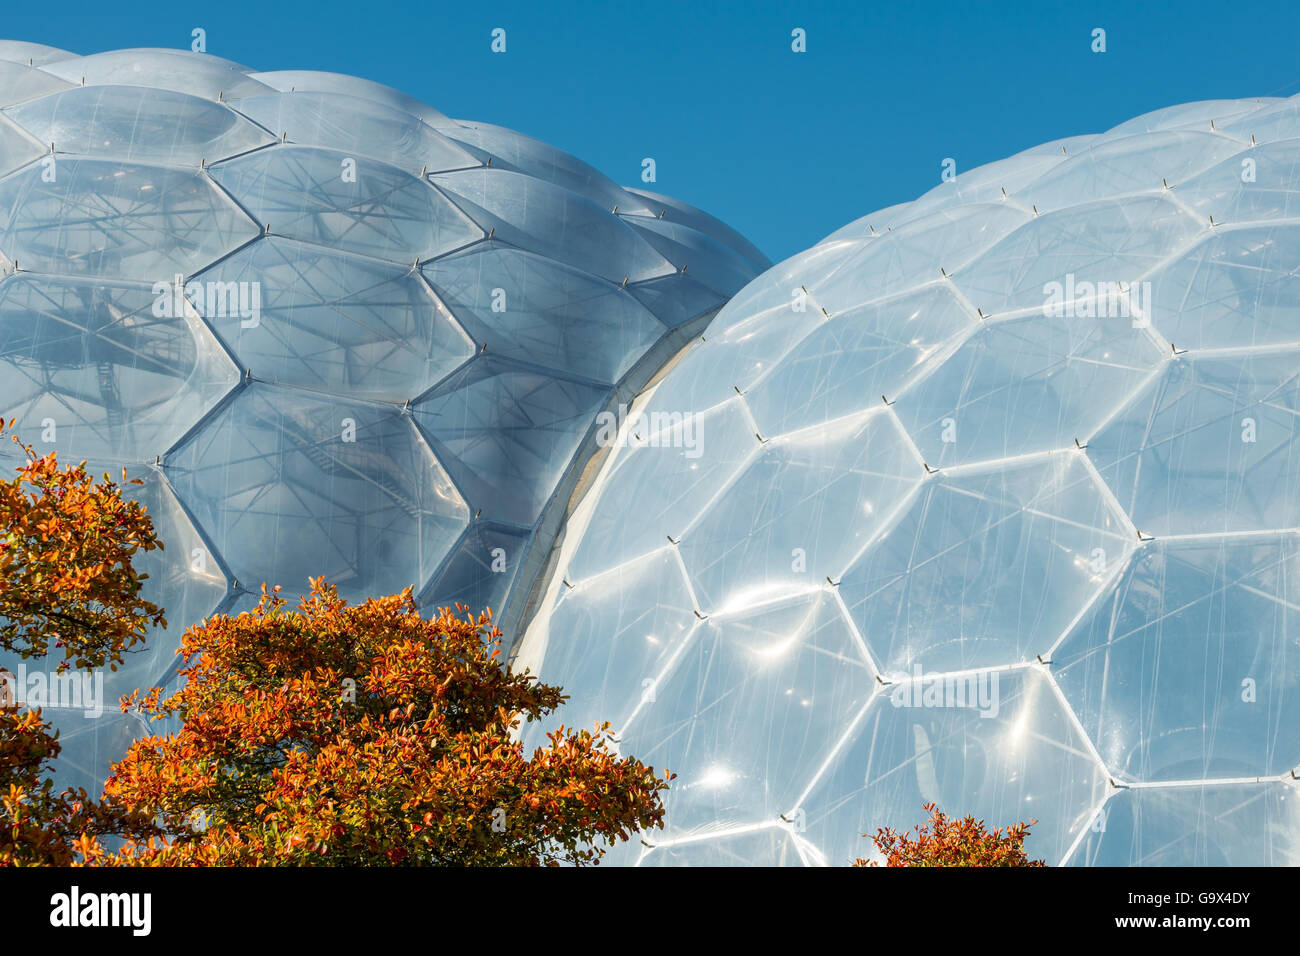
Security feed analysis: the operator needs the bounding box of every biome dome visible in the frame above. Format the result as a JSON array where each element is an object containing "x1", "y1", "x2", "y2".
[
  {"x1": 0, "y1": 40, "x2": 769, "y2": 790},
  {"x1": 513, "y1": 94, "x2": 1300, "y2": 866}
]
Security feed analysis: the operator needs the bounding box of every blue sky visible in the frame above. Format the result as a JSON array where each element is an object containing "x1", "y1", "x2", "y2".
[{"x1": 6, "y1": 0, "x2": 1300, "y2": 262}]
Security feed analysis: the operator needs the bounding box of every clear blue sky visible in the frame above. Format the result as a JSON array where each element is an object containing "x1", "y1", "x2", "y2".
[{"x1": 7, "y1": 0, "x2": 1300, "y2": 262}]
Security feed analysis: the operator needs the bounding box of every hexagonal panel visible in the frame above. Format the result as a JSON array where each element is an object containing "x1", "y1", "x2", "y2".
[
  {"x1": 1054, "y1": 534, "x2": 1300, "y2": 781},
  {"x1": 1087, "y1": 352, "x2": 1300, "y2": 535},
  {"x1": 1066, "y1": 782, "x2": 1300, "y2": 866},
  {"x1": 798, "y1": 668, "x2": 1109, "y2": 866},
  {"x1": 248, "y1": 70, "x2": 453, "y2": 128},
  {"x1": 228, "y1": 90, "x2": 476, "y2": 173},
  {"x1": 841, "y1": 453, "x2": 1133, "y2": 674},
  {"x1": 0, "y1": 274, "x2": 240, "y2": 461},
  {"x1": 677, "y1": 409, "x2": 923, "y2": 615},
  {"x1": 0, "y1": 59, "x2": 73, "y2": 109},
  {"x1": 8, "y1": 85, "x2": 276, "y2": 165},
  {"x1": 430, "y1": 167, "x2": 674, "y2": 284},
  {"x1": 892, "y1": 309, "x2": 1165, "y2": 468},
  {"x1": 38, "y1": 49, "x2": 273, "y2": 100},
  {"x1": 191, "y1": 236, "x2": 473, "y2": 401},
  {"x1": 745, "y1": 284, "x2": 978, "y2": 438},
  {"x1": 564, "y1": 398, "x2": 758, "y2": 582},
  {"x1": 515, "y1": 547, "x2": 697, "y2": 743},
  {"x1": 1014, "y1": 131, "x2": 1242, "y2": 211},
  {"x1": 166, "y1": 382, "x2": 468, "y2": 602},
  {"x1": 1176, "y1": 139, "x2": 1300, "y2": 223},
  {"x1": 951, "y1": 195, "x2": 1204, "y2": 318},
  {"x1": 619, "y1": 592, "x2": 874, "y2": 834},
  {"x1": 814, "y1": 202, "x2": 1031, "y2": 316},
  {"x1": 411, "y1": 357, "x2": 608, "y2": 527},
  {"x1": 210, "y1": 145, "x2": 481, "y2": 263},
  {"x1": 1147, "y1": 224, "x2": 1300, "y2": 350},
  {"x1": 421, "y1": 244, "x2": 663, "y2": 386},
  {"x1": 0, "y1": 40, "x2": 75, "y2": 68},
  {"x1": 0, "y1": 158, "x2": 260, "y2": 278}
]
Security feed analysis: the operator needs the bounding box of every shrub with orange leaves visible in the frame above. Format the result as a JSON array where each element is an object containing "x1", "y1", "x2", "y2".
[
  {"x1": 854, "y1": 802, "x2": 1046, "y2": 867},
  {"x1": 98, "y1": 580, "x2": 673, "y2": 866},
  {"x1": 0, "y1": 422, "x2": 166, "y2": 865},
  {"x1": 0, "y1": 420, "x2": 165, "y2": 672},
  {"x1": 1, "y1": 708, "x2": 160, "y2": 866}
]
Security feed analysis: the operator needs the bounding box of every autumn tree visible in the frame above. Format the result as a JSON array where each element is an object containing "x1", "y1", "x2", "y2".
[
  {"x1": 0, "y1": 421, "x2": 166, "y2": 865},
  {"x1": 97, "y1": 580, "x2": 672, "y2": 866},
  {"x1": 855, "y1": 802, "x2": 1046, "y2": 867},
  {"x1": 1, "y1": 708, "x2": 160, "y2": 866},
  {"x1": 0, "y1": 421, "x2": 165, "y2": 671}
]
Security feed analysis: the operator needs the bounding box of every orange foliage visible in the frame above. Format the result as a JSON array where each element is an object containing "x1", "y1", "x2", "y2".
[
  {"x1": 0, "y1": 708, "x2": 160, "y2": 866},
  {"x1": 95, "y1": 580, "x2": 673, "y2": 866},
  {"x1": 855, "y1": 802, "x2": 1046, "y2": 867},
  {"x1": 1, "y1": 422, "x2": 165, "y2": 865},
  {"x1": 0, "y1": 420, "x2": 165, "y2": 672}
]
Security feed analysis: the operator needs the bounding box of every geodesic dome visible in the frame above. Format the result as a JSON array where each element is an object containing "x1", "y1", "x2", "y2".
[
  {"x1": 0, "y1": 41, "x2": 768, "y2": 790},
  {"x1": 514, "y1": 94, "x2": 1300, "y2": 866}
]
